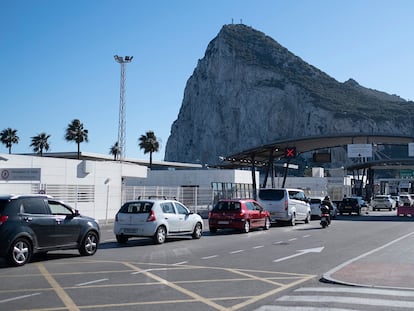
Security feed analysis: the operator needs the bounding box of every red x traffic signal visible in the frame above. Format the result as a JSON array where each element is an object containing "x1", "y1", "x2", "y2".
[{"x1": 285, "y1": 147, "x2": 296, "y2": 158}]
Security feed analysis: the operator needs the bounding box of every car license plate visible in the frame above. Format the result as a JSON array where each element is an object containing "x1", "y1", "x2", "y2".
[
  {"x1": 345, "y1": 206, "x2": 352, "y2": 209},
  {"x1": 218, "y1": 221, "x2": 229, "y2": 225},
  {"x1": 124, "y1": 228, "x2": 137, "y2": 233}
]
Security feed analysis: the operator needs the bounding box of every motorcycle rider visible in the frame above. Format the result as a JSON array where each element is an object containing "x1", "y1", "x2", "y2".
[{"x1": 321, "y1": 195, "x2": 333, "y2": 225}]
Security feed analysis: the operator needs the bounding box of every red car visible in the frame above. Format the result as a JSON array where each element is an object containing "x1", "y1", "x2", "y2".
[{"x1": 208, "y1": 199, "x2": 271, "y2": 233}]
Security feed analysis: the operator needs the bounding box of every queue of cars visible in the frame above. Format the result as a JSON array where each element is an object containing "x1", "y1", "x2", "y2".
[{"x1": 3, "y1": 189, "x2": 409, "y2": 267}]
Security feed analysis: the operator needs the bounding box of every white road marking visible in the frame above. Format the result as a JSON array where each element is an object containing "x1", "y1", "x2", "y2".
[
  {"x1": 277, "y1": 295, "x2": 414, "y2": 308},
  {"x1": 201, "y1": 255, "x2": 218, "y2": 259},
  {"x1": 0, "y1": 293, "x2": 41, "y2": 303},
  {"x1": 173, "y1": 261, "x2": 188, "y2": 265},
  {"x1": 254, "y1": 306, "x2": 359, "y2": 311},
  {"x1": 253, "y1": 245, "x2": 265, "y2": 249},
  {"x1": 131, "y1": 268, "x2": 168, "y2": 275},
  {"x1": 288, "y1": 238, "x2": 297, "y2": 241},
  {"x1": 230, "y1": 250, "x2": 244, "y2": 254},
  {"x1": 273, "y1": 247, "x2": 324, "y2": 263},
  {"x1": 296, "y1": 286, "x2": 414, "y2": 297},
  {"x1": 76, "y1": 278, "x2": 108, "y2": 286}
]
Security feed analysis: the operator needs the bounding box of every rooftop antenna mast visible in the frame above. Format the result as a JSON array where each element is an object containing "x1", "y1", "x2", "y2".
[{"x1": 114, "y1": 55, "x2": 133, "y2": 160}]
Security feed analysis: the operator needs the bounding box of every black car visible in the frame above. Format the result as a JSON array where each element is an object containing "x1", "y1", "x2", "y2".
[
  {"x1": 338, "y1": 197, "x2": 363, "y2": 215},
  {"x1": 0, "y1": 194, "x2": 100, "y2": 266}
]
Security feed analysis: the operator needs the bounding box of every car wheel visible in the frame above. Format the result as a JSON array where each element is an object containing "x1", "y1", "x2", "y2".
[
  {"x1": 305, "y1": 212, "x2": 311, "y2": 224},
  {"x1": 116, "y1": 234, "x2": 128, "y2": 244},
  {"x1": 79, "y1": 231, "x2": 99, "y2": 256},
  {"x1": 209, "y1": 227, "x2": 217, "y2": 233},
  {"x1": 242, "y1": 220, "x2": 250, "y2": 233},
  {"x1": 290, "y1": 214, "x2": 296, "y2": 226},
  {"x1": 8, "y1": 237, "x2": 32, "y2": 267},
  {"x1": 192, "y1": 222, "x2": 202, "y2": 239},
  {"x1": 153, "y1": 226, "x2": 167, "y2": 244},
  {"x1": 263, "y1": 217, "x2": 271, "y2": 230}
]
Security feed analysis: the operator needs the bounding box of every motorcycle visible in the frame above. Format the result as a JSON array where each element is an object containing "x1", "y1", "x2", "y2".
[{"x1": 320, "y1": 204, "x2": 330, "y2": 228}]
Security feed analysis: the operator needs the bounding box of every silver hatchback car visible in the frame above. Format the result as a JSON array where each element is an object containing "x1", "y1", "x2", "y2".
[{"x1": 113, "y1": 197, "x2": 203, "y2": 244}]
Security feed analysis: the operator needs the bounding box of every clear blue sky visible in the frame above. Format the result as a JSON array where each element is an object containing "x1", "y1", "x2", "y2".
[{"x1": 1, "y1": 0, "x2": 413, "y2": 161}]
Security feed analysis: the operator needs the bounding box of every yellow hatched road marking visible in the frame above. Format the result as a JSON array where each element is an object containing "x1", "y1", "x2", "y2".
[
  {"x1": 35, "y1": 263, "x2": 80, "y2": 311},
  {"x1": 122, "y1": 261, "x2": 229, "y2": 311}
]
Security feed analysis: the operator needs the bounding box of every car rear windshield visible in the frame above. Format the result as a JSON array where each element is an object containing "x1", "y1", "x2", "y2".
[
  {"x1": 342, "y1": 198, "x2": 357, "y2": 205},
  {"x1": 258, "y1": 189, "x2": 284, "y2": 201},
  {"x1": 119, "y1": 201, "x2": 153, "y2": 213},
  {"x1": 0, "y1": 199, "x2": 9, "y2": 213},
  {"x1": 310, "y1": 199, "x2": 321, "y2": 204},
  {"x1": 212, "y1": 201, "x2": 241, "y2": 212}
]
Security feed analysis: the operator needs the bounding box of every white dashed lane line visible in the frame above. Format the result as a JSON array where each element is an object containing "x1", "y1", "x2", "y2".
[
  {"x1": 76, "y1": 279, "x2": 109, "y2": 286},
  {"x1": 0, "y1": 293, "x2": 41, "y2": 304},
  {"x1": 201, "y1": 255, "x2": 218, "y2": 259},
  {"x1": 229, "y1": 250, "x2": 244, "y2": 254},
  {"x1": 253, "y1": 245, "x2": 265, "y2": 249}
]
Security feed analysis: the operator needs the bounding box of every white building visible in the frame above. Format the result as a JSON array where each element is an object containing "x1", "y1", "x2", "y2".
[
  {"x1": 0, "y1": 153, "x2": 258, "y2": 221},
  {"x1": 0, "y1": 153, "x2": 147, "y2": 222}
]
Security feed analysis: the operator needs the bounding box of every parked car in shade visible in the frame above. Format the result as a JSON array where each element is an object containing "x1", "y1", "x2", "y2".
[
  {"x1": 0, "y1": 194, "x2": 100, "y2": 266},
  {"x1": 338, "y1": 197, "x2": 365, "y2": 215},
  {"x1": 208, "y1": 199, "x2": 270, "y2": 233},
  {"x1": 113, "y1": 197, "x2": 203, "y2": 244},
  {"x1": 371, "y1": 194, "x2": 396, "y2": 211},
  {"x1": 257, "y1": 188, "x2": 311, "y2": 226}
]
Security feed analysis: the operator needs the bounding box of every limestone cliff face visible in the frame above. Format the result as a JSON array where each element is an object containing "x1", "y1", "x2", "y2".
[{"x1": 165, "y1": 24, "x2": 414, "y2": 165}]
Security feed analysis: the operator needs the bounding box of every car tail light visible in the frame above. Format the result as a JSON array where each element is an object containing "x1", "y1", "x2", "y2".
[
  {"x1": 284, "y1": 199, "x2": 289, "y2": 211},
  {"x1": 0, "y1": 215, "x2": 8, "y2": 225},
  {"x1": 147, "y1": 210, "x2": 156, "y2": 222}
]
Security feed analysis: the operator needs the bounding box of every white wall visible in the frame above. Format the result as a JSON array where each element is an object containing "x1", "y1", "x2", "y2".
[
  {"x1": 127, "y1": 169, "x2": 259, "y2": 187},
  {"x1": 0, "y1": 153, "x2": 147, "y2": 221}
]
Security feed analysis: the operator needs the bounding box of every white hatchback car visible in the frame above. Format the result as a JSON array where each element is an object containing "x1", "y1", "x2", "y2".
[
  {"x1": 113, "y1": 198, "x2": 203, "y2": 244},
  {"x1": 371, "y1": 194, "x2": 396, "y2": 211}
]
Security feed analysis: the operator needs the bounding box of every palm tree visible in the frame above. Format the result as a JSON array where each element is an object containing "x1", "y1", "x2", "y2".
[
  {"x1": 30, "y1": 132, "x2": 51, "y2": 156},
  {"x1": 109, "y1": 141, "x2": 120, "y2": 160},
  {"x1": 65, "y1": 119, "x2": 88, "y2": 159},
  {"x1": 0, "y1": 128, "x2": 19, "y2": 154},
  {"x1": 138, "y1": 131, "x2": 160, "y2": 169}
]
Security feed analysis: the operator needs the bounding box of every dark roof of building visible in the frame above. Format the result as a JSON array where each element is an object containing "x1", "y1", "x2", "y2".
[{"x1": 219, "y1": 133, "x2": 414, "y2": 168}]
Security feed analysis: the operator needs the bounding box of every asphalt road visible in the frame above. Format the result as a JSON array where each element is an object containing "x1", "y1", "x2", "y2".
[{"x1": 1, "y1": 210, "x2": 414, "y2": 311}]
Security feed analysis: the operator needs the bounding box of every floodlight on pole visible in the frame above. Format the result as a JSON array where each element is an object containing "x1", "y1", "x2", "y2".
[{"x1": 114, "y1": 54, "x2": 133, "y2": 160}]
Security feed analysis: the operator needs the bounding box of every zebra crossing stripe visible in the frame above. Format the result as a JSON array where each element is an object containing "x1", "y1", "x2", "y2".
[
  {"x1": 296, "y1": 286, "x2": 414, "y2": 297},
  {"x1": 277, "y1": 295, "x2": 414, "y2": 308},
  {"x1": 254, "y1": 306, "x2": 360, "y2": 311}
]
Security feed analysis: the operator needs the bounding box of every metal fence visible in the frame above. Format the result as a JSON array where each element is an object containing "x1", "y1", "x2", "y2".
[
  {"x1": 122, "y1": 186, "x2": 215, "y2": 216},
  {"x1": 1, "y1": 183, "x2": 254, "y2": 219}
]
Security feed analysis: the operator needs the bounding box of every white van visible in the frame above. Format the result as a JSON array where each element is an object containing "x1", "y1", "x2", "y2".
[{"x1": 257, "y1": 188, "x2": 311, "y2": 226}]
